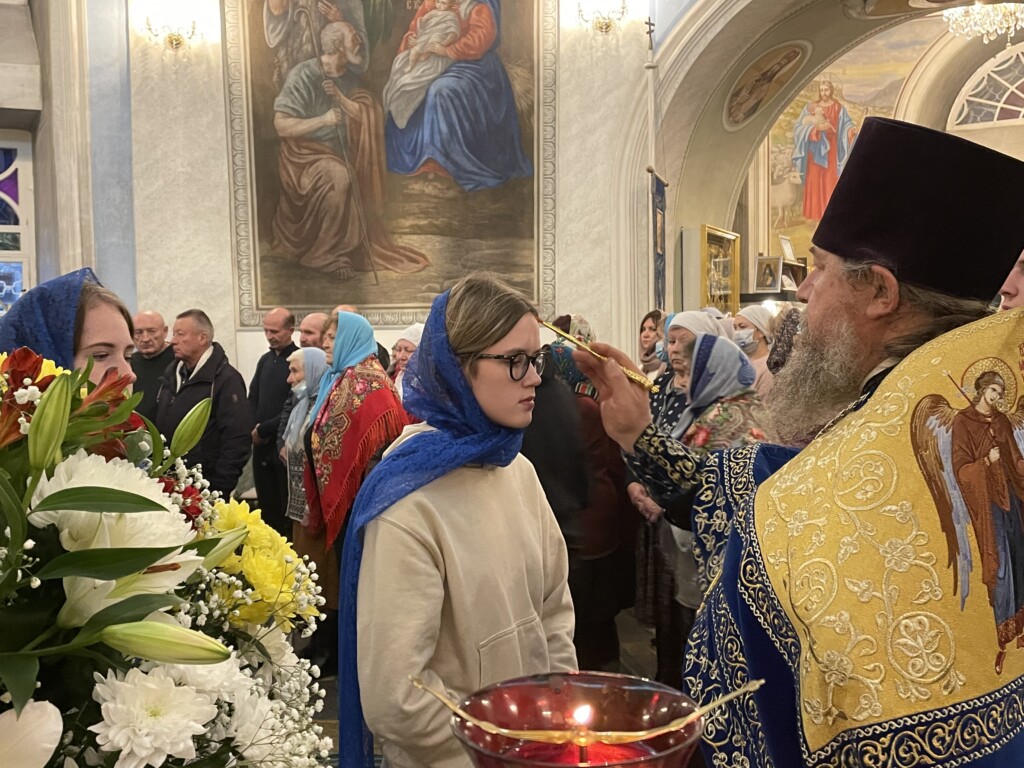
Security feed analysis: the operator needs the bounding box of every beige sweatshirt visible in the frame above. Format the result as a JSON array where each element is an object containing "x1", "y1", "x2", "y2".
[{"x1": 357, "y1": 423, "x2": 578, "y2": 767}]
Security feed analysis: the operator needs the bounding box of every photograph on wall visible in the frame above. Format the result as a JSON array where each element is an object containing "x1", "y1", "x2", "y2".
[
  {"x1": 230, "y1": 0, "x2": 542, "y2": 317},
  {"x1": 768, "y1": 15, "x2": 946, "y2": 260},
  {"x1": 755, "y1": 255, "x2": 782, "y2": 293}
]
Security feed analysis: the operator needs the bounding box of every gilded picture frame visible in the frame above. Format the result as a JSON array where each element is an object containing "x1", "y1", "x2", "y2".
[{"x1": 700, "y1": 224, "x2": 740, "y2": 314}]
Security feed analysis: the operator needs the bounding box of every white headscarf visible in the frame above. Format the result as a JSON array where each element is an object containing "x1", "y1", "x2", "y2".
[
  {"x1": 397, "y1": 322, "x2": 425, "y2": 347},
  {"x1": 667, "y1": 310, "x2": 726, "y2": 339},
  {"x1": 738, "y1": 305, "x2": 774, "y2": 344}
]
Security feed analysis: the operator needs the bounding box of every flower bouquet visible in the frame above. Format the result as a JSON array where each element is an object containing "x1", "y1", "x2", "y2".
[{"x1": 0, "y1": 348, "x2": 332, "y2": 767}]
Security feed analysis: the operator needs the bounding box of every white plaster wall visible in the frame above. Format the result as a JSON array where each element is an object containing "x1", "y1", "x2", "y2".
[
  {"x1": 555, "y1": 18, "x2": 651, "y2": 348},
  {"x1": 128, "y1": 11, "x2": 239, "y2": 368}
]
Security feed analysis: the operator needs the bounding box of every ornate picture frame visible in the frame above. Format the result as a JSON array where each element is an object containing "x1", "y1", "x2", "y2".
[
  {"x1": 700, "y1": 224, "x2": 740, "y2": 314},
  {"x1": 755, "y1": 255, "x2": 783, "y2": 293},
  {"x1": 221, "y1": 0, "x2": 558, "y2": 328}
]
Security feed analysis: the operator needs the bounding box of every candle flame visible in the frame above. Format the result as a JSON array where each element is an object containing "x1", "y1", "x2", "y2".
[{"x1": 572, "y1": 704, "x2": 594, "y2": 727}]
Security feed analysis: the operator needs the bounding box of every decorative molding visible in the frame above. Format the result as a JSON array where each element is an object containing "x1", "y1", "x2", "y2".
[{"x1": 222, "y1": 0, "x2": 557, "y2": 328}]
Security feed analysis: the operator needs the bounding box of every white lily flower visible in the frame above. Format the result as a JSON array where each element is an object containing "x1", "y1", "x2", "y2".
[{"x1": 0, "y1": 699, "x2": 62, "y2": 768}]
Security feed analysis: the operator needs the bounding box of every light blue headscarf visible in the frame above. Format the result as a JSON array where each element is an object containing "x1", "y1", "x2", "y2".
[
  {"x1": 282, "y1": 347, "x2": 328, "y2": 452},
  {"x1": 337, "y1": 289, "x2": 526, "y2": 767},
  {"x1": 670, "y1": 332, "x2": 756, "y2": 439},
  {"x1": 308, "y1": 311, "x2": 378, "y2": 424}
]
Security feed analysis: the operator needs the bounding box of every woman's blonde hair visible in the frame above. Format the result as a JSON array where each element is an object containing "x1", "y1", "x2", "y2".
[
  {"x1": 446, "y1": 274, "x2": 537, "y2": 372},
  {"x1": 74, "y1": 281, "x2": 133, "y2": 354}
]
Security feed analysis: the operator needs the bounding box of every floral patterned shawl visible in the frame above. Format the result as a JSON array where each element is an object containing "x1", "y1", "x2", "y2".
[{"x1": 305, "y1": 357, "x2": 409, "y2": 548}]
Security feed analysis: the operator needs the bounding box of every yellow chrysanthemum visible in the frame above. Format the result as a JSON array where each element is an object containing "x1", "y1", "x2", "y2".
[{"x1": 210, "y1": 498, "x2": 262, "y2": 533}]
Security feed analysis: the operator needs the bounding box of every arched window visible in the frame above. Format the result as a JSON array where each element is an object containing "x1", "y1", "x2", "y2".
[{"x1": 950, "y1": 43, "x2": 1024, "y2": 127}]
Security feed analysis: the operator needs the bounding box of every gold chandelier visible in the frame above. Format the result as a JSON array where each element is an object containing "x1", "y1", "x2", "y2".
[{"x1": 943, "y1": 3, "x2": 1024, "y2": 47}]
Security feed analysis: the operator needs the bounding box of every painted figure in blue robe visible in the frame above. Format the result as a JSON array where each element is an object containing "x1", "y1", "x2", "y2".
[{"x1": 385, "y1": 0, "x2": 533, "y2": 192}]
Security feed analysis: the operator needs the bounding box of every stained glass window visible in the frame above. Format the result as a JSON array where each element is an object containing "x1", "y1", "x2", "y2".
[
  {"x1": 0, "y1": 132, "x2": 34, "y2": 312},
  {"x1": 953, "y1": 47, "x2": 1024, "y2": 126}
]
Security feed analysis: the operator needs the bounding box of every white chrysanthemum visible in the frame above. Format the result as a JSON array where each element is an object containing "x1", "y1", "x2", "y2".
[
  {"x1": 30, "y1": 450, "x2": 188, "y2": 551},
  {"x1": 89, "y1": 667, "x2": 217, "y2": 768},
  {"x1": 248, "y1": 624, "x2": 299, "y2": 668},
  {"x1": 230, "y1": 687, "x2": 284, "y2": 765},
  {"x1": 156, "y1": 655, "x2": 253, "y2": 703}
]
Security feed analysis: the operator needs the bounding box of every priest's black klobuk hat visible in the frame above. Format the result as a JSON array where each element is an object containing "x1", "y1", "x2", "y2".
[{"x1": 812, "y1": 117, "x2": 1024, "y2": 302}]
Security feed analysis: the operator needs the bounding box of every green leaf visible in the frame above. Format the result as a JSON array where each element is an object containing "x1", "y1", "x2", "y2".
[
  {"x1": 78, "y1": 593, "x2": 182, "y2": 639},
  {"x1": 32, "y1": 487, "x2": 168, "y2": 514},
  {"x1": 182, "y1": 538, "x2": 219, "y2": 557},
  {"x1": 0, "y1": 601, "x2": 59, "y2": 653},
  {"x1": 0, "y1": 468, "x2": 26, "y2": 548},
  {"x1": 28, "y1": 374, "x2": 74, "y2": 471},
  {"x1": 170, "y1": 398, "x2": 211, "y2": 459},
  {"x1": 0, "y1": 653, "x2": 38, "y2": 714},
  {"x1": 185, "y1": 742, "x2": 237, "y2": 767},
  {"x1": 35, "y1": 546, "x2": 180, "y2": 581}
]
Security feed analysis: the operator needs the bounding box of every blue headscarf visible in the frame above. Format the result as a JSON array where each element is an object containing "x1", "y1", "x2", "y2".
[
  {"x1": 670, "y1": 332, "x2": 756, "y2": 439},
  {"x1": 281, "y1": 347, "x2": 328, "y2": 452},
  {"x1": 0, "y1": 268, "x2": 98, "y2": 368},
  {"x1": 308, "y1": 311, "x2": 378, "y2": 425},
  {"x1": 337, "y1": 289, "x2": 526, "y2": 767}
]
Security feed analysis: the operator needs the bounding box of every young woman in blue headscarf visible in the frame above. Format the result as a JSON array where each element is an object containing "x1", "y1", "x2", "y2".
[
  {"x1": 338, "y1": 275, "x2": 577, "y2": 767},
  {"x1": 0, "y1": 268, "x2": 136, "y2": 386}
]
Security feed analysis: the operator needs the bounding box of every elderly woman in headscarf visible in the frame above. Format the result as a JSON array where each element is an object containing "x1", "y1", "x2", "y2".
[
  {"x1": 734, "y1": 304, "x2": 776, "y2": 395},
  {"x1": 626, "y1": 310, "x2": 725, "y2": 688},
  {"x1": 282, "y1": 346, "x2": 330, "y2": 560},
  {"x1": 650, "y1": 332, "x2": 768, "y2": 633},
  {"x1": 339, "y1": 275, "x2": 576, "y2": 767},
  {"x1": 304, "y1": 311, "x2": 410, "y2": 553},
  {"x1": 390, "y1": 321, "x2": 424, "y2": 400},
  {"x1": 549, "y1": 342, "x2": 635, "y2": 670}
]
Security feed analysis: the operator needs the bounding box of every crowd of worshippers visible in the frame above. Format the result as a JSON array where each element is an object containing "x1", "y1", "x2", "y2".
[{"x1": 6, "y1": 117, "x2": 1024, "y2": 767}]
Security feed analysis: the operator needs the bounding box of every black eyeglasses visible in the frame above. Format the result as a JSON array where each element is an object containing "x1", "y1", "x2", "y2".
[{"x1": 473, "y1": 350, "x2": 546, "y2": 381}]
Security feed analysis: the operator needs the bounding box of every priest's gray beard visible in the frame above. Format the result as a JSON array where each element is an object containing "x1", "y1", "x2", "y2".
[{"x1": 764, "y1": 310, "x2": 866, "y2": 446}]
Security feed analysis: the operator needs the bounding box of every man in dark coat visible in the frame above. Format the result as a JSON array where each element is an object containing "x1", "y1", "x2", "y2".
[
  {"x1": 249, "y1": 306, "x2": 298, "y2": 536},
  {"x1": 130, "y1": 310, "x2": 175, "y2": 422},
  {"x1": 155, "y1": 309, "x2": 253, "y2": 497}
]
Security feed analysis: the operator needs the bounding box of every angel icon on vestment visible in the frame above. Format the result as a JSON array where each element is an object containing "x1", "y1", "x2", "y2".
[{"x1": 912, "y1": 366, "x2": 1024, "y2": 675}]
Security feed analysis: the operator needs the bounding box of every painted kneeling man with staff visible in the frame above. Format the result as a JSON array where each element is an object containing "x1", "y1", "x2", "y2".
[
  {"x1": 271, "y1": 19, "x2": 429, "y2": 282},
  {"x1": 575, "y1": 117, "x2": 1024, "y2": 767}
]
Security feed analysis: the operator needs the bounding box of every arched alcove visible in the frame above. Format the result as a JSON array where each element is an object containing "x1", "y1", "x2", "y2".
[{"x1": 605, "y1": 0, "x2": 1021, "y2": 343}]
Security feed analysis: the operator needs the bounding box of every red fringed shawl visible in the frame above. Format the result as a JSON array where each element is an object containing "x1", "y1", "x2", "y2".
[{"x1": 305, "y1": 357, "x2": 410, "y2": 548}]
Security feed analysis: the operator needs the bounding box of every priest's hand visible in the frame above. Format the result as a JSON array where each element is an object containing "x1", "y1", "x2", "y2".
[{"x1": 573, "y1": 342, "x2": 652, "y2": 454}]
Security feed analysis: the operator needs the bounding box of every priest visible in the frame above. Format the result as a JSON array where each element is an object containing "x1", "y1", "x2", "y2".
[{"x1": 577, "y1": 117, "x2": 1024, "y2": 767}]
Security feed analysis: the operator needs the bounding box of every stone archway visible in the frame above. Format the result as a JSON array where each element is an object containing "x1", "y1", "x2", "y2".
[{"x1": 603, "y1": 0, "x2": 996, "y2": 340}]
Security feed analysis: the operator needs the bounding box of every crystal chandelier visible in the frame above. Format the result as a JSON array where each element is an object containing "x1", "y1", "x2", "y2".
[{"x1": 943, "y1": 3, "x2": 1024, "y2": 47}]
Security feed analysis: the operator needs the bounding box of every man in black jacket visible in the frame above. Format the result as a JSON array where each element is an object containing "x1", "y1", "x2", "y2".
[
  {"x1": 249, "y1": 306, "x2": 298, "y2": 536},
  {"x1": 155, "y1": 309, "x2": 253, "y2": 497},
  {"x1": 131, "y1": 310, "x2": 175, "y2": 422}
]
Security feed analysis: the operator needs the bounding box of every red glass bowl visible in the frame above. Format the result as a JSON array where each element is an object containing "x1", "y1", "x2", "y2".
[{"x1": 451, "y1": 672, "x2": 703, "y2": 767}]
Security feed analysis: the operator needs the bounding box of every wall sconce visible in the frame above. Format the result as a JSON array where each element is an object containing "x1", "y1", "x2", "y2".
[
  {"x1": 146, "y1": 18, "x2": 197, "y2": 51},
  {"x1": 132, "y1": 0, "x2": 217, "y2": 54},
  {"x1": 578, "y1": 1, "x2": 629, "y2": 34}
]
